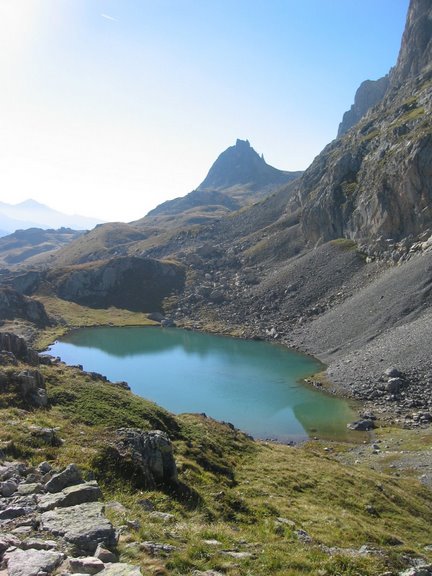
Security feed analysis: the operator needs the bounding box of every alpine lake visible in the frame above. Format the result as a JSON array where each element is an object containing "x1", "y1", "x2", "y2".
[{"x1": 46, "y1": 326, "x2": 356, "y2": 442}]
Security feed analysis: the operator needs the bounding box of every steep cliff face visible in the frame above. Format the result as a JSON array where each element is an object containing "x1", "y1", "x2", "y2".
[
  {"x1": 391, "y1": 0, "x2": 432, "y2": 86},
  {"x1": 299, "y1": 0, "x2": 432, "y2": 257},
  {"x1": 337, "y1": 76, "x2": 389, "y2": 137},
  {"x1": 50, "y1": 257, "x2": 185, "y2": 312},
  {"x1": 0, "y1": 288, "x2": 50, "y2": 327}
]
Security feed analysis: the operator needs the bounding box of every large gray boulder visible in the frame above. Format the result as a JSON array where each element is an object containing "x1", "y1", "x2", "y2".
[
  {"x1": 4, "y1": 548, "x2": 64, "y2": 576},
  {"x1": 40, "y1": 501, "x2": 117, "y2": 554},
  {"x1": 45, "y1": 463, "x2": 82, "y2": 493},
  {"x1": 109, "y1": 429, "x2": 178, "y2": 488},
  {"x1": 37, "y1": 481, "x2": 102, "y2": 512}
]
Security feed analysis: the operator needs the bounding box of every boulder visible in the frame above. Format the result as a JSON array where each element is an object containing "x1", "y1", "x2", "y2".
[
  {"x1": 109, "y1": 429, "x2": 178, "y2": 488},
  {"x1": 37, "y1": 481, "x2": 102, "y2": 512},
  {"x1": 386, "y1": 377, "x2": 406, "y2": 394},
  {"x1": 347, "y1": 419, "x2": 375, "y2": 431},
  {"x1": 94, "y1": 544, "x2": 117, "y2": 563},
  {"x1": 4, "y1": 548, "x2": 64, "y2": 576},
  {"x1": 45, "y1": 463, "x2": 82, "y2": 493},
  {"x1": 209, "y1": 289, "x2": 225, "y2": 303},
  {"x1": 0, "y1": 479, "x2": 18, "y2": 497},
  {"x1": 40, "y1": 501, "x2": 117, "y2": 554},
  {"x1": 0, "y1": 332, "x2": 40, "y2": 364},
  {"x1": 384, "y1": 367, "x2": 403, "y2": 378},
  {"x1": 68, "y1": 556, "x2": 105, "y2": 575}
]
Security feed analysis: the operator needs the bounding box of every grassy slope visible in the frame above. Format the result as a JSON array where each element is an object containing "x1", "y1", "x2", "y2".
[
  {"x1": 33, "y1": 295, "x2": 157, "y2": 349},
  {"x1": 1, "y1": 355, "x2": 431, "y2": 575},
  {"x1": 1, "y1": 299, "x2": 430, "y2": 574}
]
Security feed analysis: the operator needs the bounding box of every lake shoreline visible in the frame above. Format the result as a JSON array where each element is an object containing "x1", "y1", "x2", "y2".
[
  {"x1": 14, "y1": 301, "x2": 424, "y2": 436},
  {"x1": 45, "y1": 324, "x2": 358, "y2": 444}
]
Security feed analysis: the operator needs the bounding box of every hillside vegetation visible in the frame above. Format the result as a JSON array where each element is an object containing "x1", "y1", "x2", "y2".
[{"x1": 1, "y1": 349, "x2": 432, "y2": 575}]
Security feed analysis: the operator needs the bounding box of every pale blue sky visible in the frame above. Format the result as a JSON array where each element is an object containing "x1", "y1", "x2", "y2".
[{"x1": 0, "y1": 0, "x2": 408, "y2": 221}]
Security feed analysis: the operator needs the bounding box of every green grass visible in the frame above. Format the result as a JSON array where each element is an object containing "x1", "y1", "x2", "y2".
[
  {"x1": 360, "y1": 128, "x2": 380, "y2": 143},
  {"x1": 330, "y1": 238, "x2": 357, "y2": 251},
  {"x1": 1, "y1": 356, "x2": 432, "y2": 575},
  {"x1": 33, "y1": 295, "x2": 157, "y2": 349}
]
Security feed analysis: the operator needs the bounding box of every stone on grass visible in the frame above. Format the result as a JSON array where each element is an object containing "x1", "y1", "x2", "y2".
[
  {"x1": 112, "y1": 429, "x2": 177, "y2": 488},
  {"x1": 149, "y1": 511, "x2": 175, "y2": 522},
  {"x1": 0, "y1": 480, "x2": 17, "y2": 497},
  {"x1": 94, "y1": 544, "x2": 117, "y2": 563},
  {"x1": 399, "y1": 566, "x2": 432, "y2": 576},
  {"x1": 40, "y1": 502, "x2": 117, "y2": 555},
  {"x1": 37, "y1": 481, "x2": 102, "y2": 512},
  {"x1": 44, "y1": 463, "x2": 82, "y2": 493},
  {"x1": 68, "y1": 556, "x2": 105, "y2": 575},
  {"x1": 17, "y1": 483, "x2": 43, "y2": 496},
  {"x1": 347, "y1": 419, "x2": 375, "y2": 431},
  {"x1": 4, "y1": 548, "x2": 64, "y2": 576}
]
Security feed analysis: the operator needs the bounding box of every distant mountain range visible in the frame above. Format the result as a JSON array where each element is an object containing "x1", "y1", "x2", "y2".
[{"x1": 0, "y1": 199, "x2": 104, "y2": 236}]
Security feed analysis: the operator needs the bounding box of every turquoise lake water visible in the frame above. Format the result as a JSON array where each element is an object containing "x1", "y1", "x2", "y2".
[{"x1": 46, "y1": 326, "x2": 355, "y2": 442}]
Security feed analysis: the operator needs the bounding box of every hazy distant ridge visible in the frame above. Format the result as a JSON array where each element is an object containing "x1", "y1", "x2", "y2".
[{"x1": 0, "y1": 199, "x2": 104, "y2": 235}]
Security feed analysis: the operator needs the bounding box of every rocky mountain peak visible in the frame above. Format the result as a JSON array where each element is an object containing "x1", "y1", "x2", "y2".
[
  {"x1": 197, "y1": 139, "x2": 293, "y2": 192},
  {"x1": 391, "y1": 0, "x2": 432, "y2": 86}
]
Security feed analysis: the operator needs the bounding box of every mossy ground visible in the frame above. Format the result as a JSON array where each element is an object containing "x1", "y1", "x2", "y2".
[
  {"x1": 33, "y1": 295, "x2": 157, "y2": 349},
  {"x1": 1, "y1": 356, "x2": 432, "y2": 575}
]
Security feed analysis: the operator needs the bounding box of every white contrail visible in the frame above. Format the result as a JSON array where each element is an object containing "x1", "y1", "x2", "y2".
[{"x1": 101, "y1": 13, "x2": 117, "y2": 22}]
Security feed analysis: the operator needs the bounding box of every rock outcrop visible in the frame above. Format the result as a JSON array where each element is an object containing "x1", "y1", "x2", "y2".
[
  {"x1": 0, "y1": 287, "x2": 50, "y2": 327},
  {"x1": 103, "y1": 429, "x2": 178, "y2": 489},
  {"x1": 297, "y1": 0, "x2": 432, "y2": 257},
  {"x1": 391, "y1": 0, "x2": 432, "y2": 87},
  {"x1": 51, "y1": 256, "x2": 185, "y2": 312},
  {"x1": 337, "y1": 76, "x2": 389, "y2": 136},
  {"x1": 0, "y1": 460, "x2": 143, "y2": 574},
  {"x1": 0, "y1": 332, "x2": 40, "y2": 365}
]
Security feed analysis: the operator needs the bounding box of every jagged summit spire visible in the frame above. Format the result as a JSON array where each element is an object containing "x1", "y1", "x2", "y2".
[{"x1": 197, "y1": 139, "x2": 292, "y2": 192}]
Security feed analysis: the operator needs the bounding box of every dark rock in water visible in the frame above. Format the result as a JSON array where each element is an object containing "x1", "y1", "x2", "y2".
[
  {"x1": 161, "y1": 318, "x2": 176, "y2": 328},
  {"x1": 108, "y1": 429, "x2": 178, "y2": 489},
  {"x1": 347, "y1": 419, "x2": 375, "y2": 431}
]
